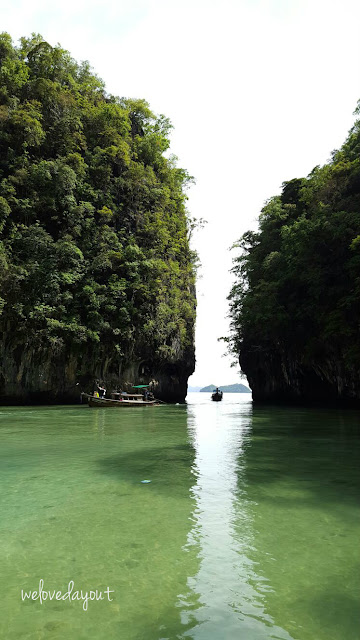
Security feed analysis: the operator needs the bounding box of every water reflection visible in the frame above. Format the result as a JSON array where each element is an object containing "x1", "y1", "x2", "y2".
[
  {"x1": 244, "y1": 405, "x2": 360, "y2": 640},
  {"x1": 184, "y1": 396, "x2": 294, "y2": 639}
]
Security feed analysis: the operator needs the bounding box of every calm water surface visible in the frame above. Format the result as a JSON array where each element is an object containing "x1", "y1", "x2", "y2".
[{"x1": 0, "y1": 393, "x2": 359, "y2": 639}]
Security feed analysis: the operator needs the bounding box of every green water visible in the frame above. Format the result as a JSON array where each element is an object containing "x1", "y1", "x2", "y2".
[{"x1": 0, "y1": 394, "x2": 359, "y2": 639}]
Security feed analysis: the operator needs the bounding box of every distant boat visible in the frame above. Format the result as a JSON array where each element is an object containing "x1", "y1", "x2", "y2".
[
  {"x1": 82, "y1": 390, "x2": 160, "y2": 407},
  {"x1": 211, "y1": 388, "x2": 223, "y2": 402}
]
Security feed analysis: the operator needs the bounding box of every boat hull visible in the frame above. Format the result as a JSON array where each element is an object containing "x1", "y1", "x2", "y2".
[{"x1": 211, "y1": 393, "x2": 223, "y2": 402}]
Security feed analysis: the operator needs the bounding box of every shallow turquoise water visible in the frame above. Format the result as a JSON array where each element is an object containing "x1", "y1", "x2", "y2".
[{"x1": 0, "y1": 394, "x2": 359, "y2": 639}]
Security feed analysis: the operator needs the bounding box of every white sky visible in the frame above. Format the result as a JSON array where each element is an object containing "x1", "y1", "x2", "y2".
[{"x1": 1, "y1": 0, "x2": 360, "y2": 386}]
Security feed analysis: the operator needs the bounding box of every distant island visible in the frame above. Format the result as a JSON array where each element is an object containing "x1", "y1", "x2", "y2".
[{"x1": 199, "y1": 384, "x2": 251, "y2": 393}]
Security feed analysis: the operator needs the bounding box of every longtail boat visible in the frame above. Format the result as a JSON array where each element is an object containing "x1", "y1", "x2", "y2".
[
  {"x1": 211, "y1": 388, "x2": 223, "y2": 402},
  {"x1": 82, "y1": 391, "x2": 160, "y2": 408}
]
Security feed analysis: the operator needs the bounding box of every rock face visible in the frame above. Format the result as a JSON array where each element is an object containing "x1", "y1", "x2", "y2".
[
  {"x1": 0, "y1": 342, "x2": 195, "y2": 405},
  {"x1": 144, "y1": 356, "x2": 195, "y2": 403},
  {"x1": 0, "y1": 279, "x2": 196, "y2": 405},
  {"x1": 240, "y1": 345, "x2": 360, "y2": 406}
]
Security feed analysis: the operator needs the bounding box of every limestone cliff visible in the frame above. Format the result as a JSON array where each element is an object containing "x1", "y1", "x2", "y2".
[
  {"x1": 0, "y1": 34, "x2": 196, "y2": 404},
  {"x1": 240, "y1": 344, "x2": 360, "y2": 406},
  {"x1": 0, "y1": 333, "x2": 195, "y2": 404},
  {"x1": 228, "y1": 101, "x2": 360, "y2": 407}
]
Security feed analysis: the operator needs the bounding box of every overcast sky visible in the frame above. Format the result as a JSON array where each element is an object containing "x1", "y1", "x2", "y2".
[{"x1": 1, "y1": 0, "x2": 360, "y2": 386}]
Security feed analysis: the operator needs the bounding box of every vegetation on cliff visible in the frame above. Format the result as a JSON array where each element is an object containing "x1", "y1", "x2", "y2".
[
  {"x1": 0, "y1": 33, "x2": 196, "y2": 400},
  {"x1": 227, "y1": 101, "x2": 360, "y2": 402}
]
